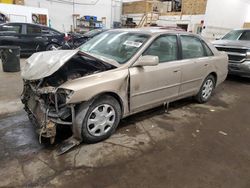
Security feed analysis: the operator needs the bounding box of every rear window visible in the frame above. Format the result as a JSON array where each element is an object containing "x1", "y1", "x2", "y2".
[
  {"x1": 0, "y1": 24, "x2": 21, "y2": 34},
  {"x1": 42, "y1": 28, "x2": 61, "y2": 35},
  {"x1": 202, "y1": 41, "x2": 214, "y2": 56}
]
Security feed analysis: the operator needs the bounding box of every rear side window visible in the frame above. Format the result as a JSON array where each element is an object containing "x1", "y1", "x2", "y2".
[
  {"x1": 180, "y1": 35, "x2": 205, "y2": 59},
  {"x1": 49, "y1": 29, "x2": 61, "y2": 35},
  {"x1": 42, "y1": 28, "x2": 61, "y2": 35},
  {"x1": 202, "y1": 41, "x2": 214, "y2": 56},
  {"x1": 143, "y1": 35, "x2": 178, "y2": 63},
  {"x1": 0, "y1": 24, "x2": 21, "y2": 34},
  {"x1": 239, "y1": 31, "x2": 250, "y2": 41},
  {"x1": 27, "y1": 25, "x2": 41, "y2": 34}
]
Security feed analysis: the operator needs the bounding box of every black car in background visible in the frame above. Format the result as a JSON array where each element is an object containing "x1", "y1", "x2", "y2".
[
  {"x1": 68, "y1": 29, "x2": 108, "y2": 48},
  {"x1": 0, "y1": 22, "x2": 66, "y2": 55}
]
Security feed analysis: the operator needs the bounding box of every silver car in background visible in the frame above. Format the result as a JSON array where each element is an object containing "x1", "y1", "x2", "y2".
[{"x1": 213, "y1": 29, "x2": 250, "y2": 77}]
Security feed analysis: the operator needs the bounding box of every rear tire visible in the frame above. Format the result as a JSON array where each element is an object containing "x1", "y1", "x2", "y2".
[
  {"x1": 195, "y1": 75, "x2": 215, "y2": 103},
  {"x1": 80, "y1": 95, "x2": 121, "y2": 143}
]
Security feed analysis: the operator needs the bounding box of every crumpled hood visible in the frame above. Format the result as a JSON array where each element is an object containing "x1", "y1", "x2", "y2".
[
  {"x1": 212, "y1": 40, "x2": 250, "y2": 49},
  {"x1": 22, "y1": 50, "x2": 78, "y2": 80},
  {"x1": 21, "y1": 50, "x2": 120, "y2": 81}
]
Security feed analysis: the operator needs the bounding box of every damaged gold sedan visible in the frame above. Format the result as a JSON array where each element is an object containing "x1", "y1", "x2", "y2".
[{"x1": 21, "y1": 28, "x2": 228, "y2": 153}]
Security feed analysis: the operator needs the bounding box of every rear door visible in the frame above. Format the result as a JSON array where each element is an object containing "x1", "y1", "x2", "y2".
[
  {"x1": 129, "y1": 34, "x2": 182, "y2": 113},
  {"x1": 178, "y1": 35, "x2": 213, "y2": 97},
  {"x1": 21, "y1": 24, "x2": 47, "y2": 53}
]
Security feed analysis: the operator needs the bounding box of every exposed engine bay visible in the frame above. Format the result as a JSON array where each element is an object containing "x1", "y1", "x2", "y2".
[
  {"x1": 42, "y1": 53, "x2": 114, "y2": 87},
  {"x1": 21, "y1": 52, "x2": 116, "y2": 145}
]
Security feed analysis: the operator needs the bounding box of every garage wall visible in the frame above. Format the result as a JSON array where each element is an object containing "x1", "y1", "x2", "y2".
[
  {"x1": 246, "y1": 7, "x2": 250, "y2": 22},
  {"x1": 24, "y1": 0, "x2": 122, "y2": 32},
  {"x1": 202, "y1": 0, "x2": 250, "y2": 40},
  {"x1": 157, "y1": 14, "x2": 205, "y2": 32},
  {"x1": 0, "y1": 3, "x2": 48, "y2": 23}
]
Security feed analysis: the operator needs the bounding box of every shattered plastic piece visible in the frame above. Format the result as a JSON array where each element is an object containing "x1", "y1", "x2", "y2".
[
  {"x1": 164, "y1": 102, "x2": 170, "y2": 113},
  {"x1": 219, "y1": 131, "x2": 228, "y2": 136},
  {"x1": 126, "y1": 129, "x2": 130, "y2": 132},
  {"x1": 196, "y1": 130, "x2": 200, "y2": 133},
  {"x1": 192, "y1": 133, "x2": 197, "y2": 138},
  {"x1": 56, "y1": 137, "x2": 81, "y2": 155},
  {"x1": 210, "y1": 109, "x2": 215, "y2": 112}
]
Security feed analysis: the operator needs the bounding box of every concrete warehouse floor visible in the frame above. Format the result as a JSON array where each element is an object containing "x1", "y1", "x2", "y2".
[
  {"x1": 0, "y1": 59, "x2": 24, "y2": 116},
  {"x1": 1, "y1": 59, "x2": 250, "y2": 187}
]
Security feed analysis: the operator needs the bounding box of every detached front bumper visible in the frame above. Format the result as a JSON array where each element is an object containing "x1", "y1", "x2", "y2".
[
  {"x1": 21, "y1": 82, "x2": 74, "y2": 143},
  {"x1": 228, "y1": 61, "x2": 250, "y2": 77}
]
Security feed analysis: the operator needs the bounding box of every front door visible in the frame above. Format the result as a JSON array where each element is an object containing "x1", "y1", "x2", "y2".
[{"x1": 129, "y1": 34, "x2": 182, "y2": 113}]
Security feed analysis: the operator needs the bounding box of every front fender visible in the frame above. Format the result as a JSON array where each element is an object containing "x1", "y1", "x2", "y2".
[{"x1": 58, "y1": 68, "x2": 130, "y2": 115}]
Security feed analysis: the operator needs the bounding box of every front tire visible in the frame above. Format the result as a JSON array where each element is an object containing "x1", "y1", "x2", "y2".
[
  {"x1": 81, "y1": 95, "x2": 121, "y2": 143},
  {"x1": 195, "y1": 75, "x2": 215, "y2": 103}
]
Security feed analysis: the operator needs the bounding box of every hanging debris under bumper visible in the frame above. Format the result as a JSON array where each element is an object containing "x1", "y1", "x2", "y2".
[{"x1": 21, "y1": 81, "x2": 75, "y2": 144}]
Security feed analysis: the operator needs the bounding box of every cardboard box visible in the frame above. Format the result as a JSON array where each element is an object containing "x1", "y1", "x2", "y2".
[
  {"x1": 13, "y1": 0, "x2": 24, "y2": 5},
  {"x1": 182, "y1": 0, "x2": 207, "y2": 15},
  {"x1": 243, "y1": 22, "x2": 250, "y2": 29},
  {"x1": 122, "y1": 1, "x2": 153, "y2": 14}
]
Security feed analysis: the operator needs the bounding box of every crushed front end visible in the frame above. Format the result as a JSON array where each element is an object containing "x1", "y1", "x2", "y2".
[
  {"x1": 21, "y1": 79, "x2": 74, "y2": 144},
  {"x1": 20, "y1": 50, "x2": 117, "y2": 150}
]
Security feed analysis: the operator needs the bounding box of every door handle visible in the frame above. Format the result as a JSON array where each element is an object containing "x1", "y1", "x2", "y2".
[
  {"x1": 204, "y1": 64, "x2": 208, "y2": 67},
  {"x1": 173, "y1": 70, "x2": 180, "y2": 73}
]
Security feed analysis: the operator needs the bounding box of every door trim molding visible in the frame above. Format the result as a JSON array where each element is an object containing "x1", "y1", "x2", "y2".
[{"x1": 131, "y1": 83, "x2": 181, "y2": 97}]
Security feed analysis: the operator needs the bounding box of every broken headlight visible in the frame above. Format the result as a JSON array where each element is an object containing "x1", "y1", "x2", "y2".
[{"x1": 56, "y1": 89, "x2": 74, "y2": 105}]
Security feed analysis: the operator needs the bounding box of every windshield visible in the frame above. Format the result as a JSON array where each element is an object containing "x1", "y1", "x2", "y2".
[
  {"x1": 80, "y1": 31, "x2": 150, "y2": 64},
  {"x1": 222, "y1": 30, "x2": 244, "y2": 40}
]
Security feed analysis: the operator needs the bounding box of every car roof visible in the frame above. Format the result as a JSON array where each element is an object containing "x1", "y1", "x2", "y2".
[
  {"x1": 2, "y1": 22, "x2": 57, "y2": 29},
  {"x1": 2, "y1": 22, "x2": 46, "y2": 27},
  {"x1": 232, "y1": 28, "x2": 250, "y2": 31},
  {"x1": 108, "y1": 27, "x2": 193, "y2": 36},
  {"x1": 0, "y1": 22, "x2": 62, "y2": 32}
]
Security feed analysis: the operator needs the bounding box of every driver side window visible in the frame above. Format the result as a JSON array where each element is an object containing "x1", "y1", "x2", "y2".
[{"x1": 143, "y1": 35, "x2": 178, "y2": 63}]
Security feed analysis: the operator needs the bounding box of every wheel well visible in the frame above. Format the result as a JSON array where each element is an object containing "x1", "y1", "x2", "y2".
[
  {"x1": 209, "y1": 72, "x2": 217, "y2": 85},
  {"x1": 93, "y1": 92, "x2": 124, "y2": 117},
  {"x1": 46, "y1": 43, "x2": 60, "y2": 48},
  {"x1": 48, "y1": 42, "x2": 59, "y2": 45}
]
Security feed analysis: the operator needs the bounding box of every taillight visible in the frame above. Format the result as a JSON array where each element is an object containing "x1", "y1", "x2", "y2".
[
  {"x1": 64, "y1": 33, "x2": 71, "y2": 41},
  {"x1": 64, "y1": 36, "x2": 70, "y2": 41}
]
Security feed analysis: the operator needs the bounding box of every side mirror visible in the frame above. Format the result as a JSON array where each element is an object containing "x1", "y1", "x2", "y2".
[{"x1": 134, "y1": 55, "x2": 159, "y2": 67}]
